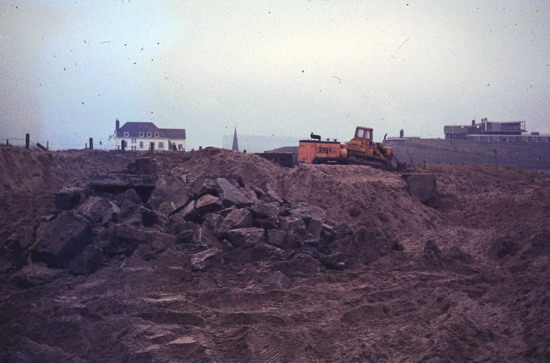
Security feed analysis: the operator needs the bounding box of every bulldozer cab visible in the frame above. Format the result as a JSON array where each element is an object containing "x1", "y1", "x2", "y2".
[{"x1": 354, "y1": 127, "x2": 373, "y2": 141}]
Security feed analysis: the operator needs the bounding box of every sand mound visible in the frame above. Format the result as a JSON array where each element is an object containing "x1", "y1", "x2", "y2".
[{"x1": 0, "y1": 147, "x2": 549, "y2": 361}]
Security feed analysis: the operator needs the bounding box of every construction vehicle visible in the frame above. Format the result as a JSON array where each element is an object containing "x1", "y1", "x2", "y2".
[{"x1": 298, "y1": 126, "x2": 402, "y2": 170}]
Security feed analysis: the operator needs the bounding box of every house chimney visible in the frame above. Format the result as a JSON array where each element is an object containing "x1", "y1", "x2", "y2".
[
  {"x1": 116, "y1": 119, "x2": 120, "y2": 132},
  {"x1": 472, "y1": 120, "x2": 476, "y2": 126},
  {"x1": 399, "y1": 129, "x2": 404, "y2": 138}
]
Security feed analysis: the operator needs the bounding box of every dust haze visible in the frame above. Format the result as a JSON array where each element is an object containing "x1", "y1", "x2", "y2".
[{"x1": 1, "y1": 1, "x2": 549, "y2": 149}]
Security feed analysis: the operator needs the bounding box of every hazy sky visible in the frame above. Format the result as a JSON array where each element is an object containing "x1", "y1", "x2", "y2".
[{"x1": 1, "y1": 0, "x2": 549, "y2": 149}]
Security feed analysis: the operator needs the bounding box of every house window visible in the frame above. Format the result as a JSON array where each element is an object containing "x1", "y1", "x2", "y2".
[
  {"x1": 124, "y1": 132, "x2": 129, "y2": 137},
  {"x1": 139, "y1": 141, "x2": 144, "y2": 148},
  {"x1": 155, "y1": 132, "x2": 160, "y2": 138},
  {"x1": 158, "y1": 142, "x2": 164, "y2": 149},
  {"x1": 139, "y1": 132, "x2": 144, "y2": 137},
  {"x1": 147, "y1": 132, "x2": 152, "y2": 138},
  {"x1": 131, "y1": 138, "x2": 136, "y2": 143},
  {"x1": 178, "y1": 144, "x2": 183, "y2": 150}
]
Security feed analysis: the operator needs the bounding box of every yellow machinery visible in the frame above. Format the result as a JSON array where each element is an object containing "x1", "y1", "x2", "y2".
[{"x1": 298, "y1": 126, "x2": 400, "y2": 170}]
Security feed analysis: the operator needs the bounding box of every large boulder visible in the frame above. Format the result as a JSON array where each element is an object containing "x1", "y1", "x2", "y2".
[
  {"x1": 149, "y1": 175, "x2": 192, "y2": 213},
  {"x1": 249, "y1": 201, "x2": 280, "y2": 219},
  {"x1": 226, "y1": 227, "x2": 265, "y2": 248},
  {"x1": 32, "y1": 212, "x2": 93, "y2": 268},
  {"x1": 267, "y1": 229, "x2": 287, "y2": 248},
  {"x1": 76, "y1": 196, "x2": 120, "y2": 225},
  {"x1": 104, "y1": 224, "x2": 149, "y2": 256},
  {"x1": 214, "y1": 178, "x2": 252, "y2": 208}
]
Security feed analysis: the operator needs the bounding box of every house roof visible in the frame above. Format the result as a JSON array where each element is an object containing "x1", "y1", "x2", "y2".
[{"x1": 117, "y1": 122, "x2": 186, "y2": 139}]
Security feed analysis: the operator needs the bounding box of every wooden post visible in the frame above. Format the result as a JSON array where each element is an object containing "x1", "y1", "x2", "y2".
[
  {"x1": 89, "y1": 138, "x2": 93, "y2": 150},
  {"x1": 25, "y1": 134, "x2": 30, "y2": 149}
]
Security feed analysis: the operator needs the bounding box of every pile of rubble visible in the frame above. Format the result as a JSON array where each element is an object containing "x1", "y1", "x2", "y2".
[{"x1": 15, "y1": 158, "x2": 384, "y2": 287}]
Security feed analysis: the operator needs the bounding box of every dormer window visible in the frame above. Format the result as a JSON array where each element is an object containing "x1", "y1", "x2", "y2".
[
  {"x1": 124, "y1": 132, "x2": 129, "y2": 137},
  {"x1": 147, "y1": 132, "x2": 152, "y2": 138},
  {"x1": 139, "y1": 132, "x2": 144, "y2": 137},
  {"x1": 154, "y1": 132, "x2": 160, "y2": 138}
]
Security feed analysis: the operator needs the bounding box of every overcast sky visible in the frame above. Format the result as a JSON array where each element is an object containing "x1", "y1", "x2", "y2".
[{"x1": 1, "y1": 0, "x2": 549, "y2": 149}]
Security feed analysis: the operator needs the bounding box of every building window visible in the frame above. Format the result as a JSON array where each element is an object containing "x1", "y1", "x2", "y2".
[
  {"x1": 147, "y1": 132, "x2": 152, "y2": 138},
  {"x1": 124, "y1": 132, "x2": 129, "y2": 137},
  {"x1": 139, "y1": 141, "x2": 144, "y2": 148},
  {"x1": 158, "y1": 142, "x2": 164, "y2": 149},
  {"x1": 155, "y1": 132, "x2": 160, "y2": 138},
  {"x1": 139, "y1": 132, "x2": 144, "y2": 138},
  {"x1": 178, "y1": 144, "x2": 183, "y2": 151},
  {"x1": 131, "y1": 138, "x2": 136, "y2": 143}
]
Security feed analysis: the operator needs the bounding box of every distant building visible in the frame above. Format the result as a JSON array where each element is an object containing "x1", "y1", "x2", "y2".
[
  {"x1": 108, "y1": 119, "x2": 186, "y2": 151},
  {"x1": 444, "y1": 118, "x2": 526, "y2": 140},
  {"x1": 443, "y1": 118, "x2": 549, "y2": 143}
]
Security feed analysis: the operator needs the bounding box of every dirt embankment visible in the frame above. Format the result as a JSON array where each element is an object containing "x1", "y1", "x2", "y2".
[{"x1": 0, "y1": 146, "x2": 549, "y2": 362}]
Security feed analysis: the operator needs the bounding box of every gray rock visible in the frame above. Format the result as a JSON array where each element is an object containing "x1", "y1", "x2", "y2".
[
  {"x1": 308, "y1": 218, "x2": 323, "y2": 240},
  {"x1": 195, "y1": 194, "x2": 223, "y2": 215},
  {"x1": 253, "y1": 217, "x2": 279, "y2": 230},
  {"x1": 250, "y1": 201, "x2": 280, "y2": 219},
  {"x1": 77, "y1": 196, "x2": 120, "y2": 225},
  {"x1": 149, "y1": 175, "x2": 192, "y2": 212},
  {"x1": 190, "y1": 176, "x2": 218, "y2": 197},
  {"x1": 117, "y1": 188, "x2": 142, "y2": 204},
  {"x1": 12, "y1": 264, "x2": 64, "y2": 288},
  {"x1": 290, "y1": 202, "x2": 326, "y2": 223},
  {"x1": 226, "y1": 227, "x2": 265, "y2": 248},
  {"x1": 218, "y1": 208, "x2": 253, "y2": 235},
  {"x1": 267, "y1": 229, "x2": 287, "y2": 248},
  {"x1": 279, "y1": 215, "x2": 307, "y2": 247},
  {"x1": 137, "y1": 231, "x2": 172, "y2": 261},
  {"x1": 191, "y1": 248, "x2": 223, "y2": 271},
  {"x1": 261, "y1": 185, "x2": 283, "y2": 204},
  {"x1": 104, "y1": 223, "x2": 149, "y2": 256},
  {"x1": 262, "y1": 271, "x2": 292, "y2": 289},
  {"x1": 32, "y1": 212, "x2": 93, "y2": 268},
  {"x1": 214, "y1": 178, "x2": 252, "y2": 208}
]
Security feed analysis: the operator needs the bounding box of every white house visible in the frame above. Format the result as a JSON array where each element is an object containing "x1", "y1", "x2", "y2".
[{"x1": 108, "y1": 119, "x2": 186, "y2": 151}]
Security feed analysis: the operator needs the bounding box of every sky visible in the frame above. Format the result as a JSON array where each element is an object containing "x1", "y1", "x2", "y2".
[{"x1": 1, "y1": 0, "x2": 549, "y2": 150}]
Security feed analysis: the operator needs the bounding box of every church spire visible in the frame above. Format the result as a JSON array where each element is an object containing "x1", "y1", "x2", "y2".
[{"x1": 231, "y1": 127, "x2": 239, "y2": 151}]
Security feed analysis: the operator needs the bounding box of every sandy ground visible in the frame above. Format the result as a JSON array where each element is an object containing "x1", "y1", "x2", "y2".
[{"x1": 0, "y1": 146, "x2": 549, "y2": 362}]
